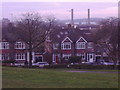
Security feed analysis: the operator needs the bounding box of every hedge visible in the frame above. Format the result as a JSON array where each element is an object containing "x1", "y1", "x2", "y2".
[
  {"x1": 70, "y1": 64, "x2": 119, "y2": 70},
  {"x1": 44, "y1": 64, "x2": 119, "y2": 70},
  {"x1": 2, "y1": 60, "x2": 16, "y2": 63},
  {"x1": 44, "y1": 64, "x2": 68, "y2": 69}
]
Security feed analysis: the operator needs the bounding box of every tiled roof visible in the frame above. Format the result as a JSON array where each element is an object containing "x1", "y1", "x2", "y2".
[{"x1": 50, "y1": 27, "x2": 93, "y2": 43}]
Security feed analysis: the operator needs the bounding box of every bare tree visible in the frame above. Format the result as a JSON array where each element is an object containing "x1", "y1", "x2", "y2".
[
  {"x1": 93, "y1": 17, "x2": 119, "y2": 69},
  {"x1": 15, "y1": 13, "x2": 56, "y2": 67}
]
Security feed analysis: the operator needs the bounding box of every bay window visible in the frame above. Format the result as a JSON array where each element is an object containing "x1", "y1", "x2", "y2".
[
  {"x1": 62, "y1": 54, "x2": 71, "y2": 60},
  {"x1": 1, "y1": 54, "x2": 9, "y2": 60},
  {"x1": 15, "y1": 53, "x2": 25, "y2": 60},
  {"x1": 76, "y1": 53, "x2": 85, "y2": 60}
]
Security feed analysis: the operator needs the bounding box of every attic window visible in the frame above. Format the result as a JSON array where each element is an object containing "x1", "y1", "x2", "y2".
[
  {"x1": 76, "y1": 42, "x2": 86, "y2": 49},
  {"x1": 61, "y1": 42, "x2": 71, "y2": 50},
  {"x1": 57, "y1": 35, "x2": 60, "y2": 38}
]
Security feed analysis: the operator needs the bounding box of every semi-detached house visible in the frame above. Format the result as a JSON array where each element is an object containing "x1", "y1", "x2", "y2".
[{"x1": 44, "y1": 26, "x2": 100, "y2": 64}]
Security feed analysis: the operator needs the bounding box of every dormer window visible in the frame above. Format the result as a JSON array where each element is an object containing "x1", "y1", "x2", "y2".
[
  {"x1": 76, "y1": 37, "x2": 87, "y2": 49},
  {"x1": 0, "y1": 42, "x2": 9, "y2": 49},
  {"x1": 15, "y1": 42, "x2": 25, "y2": 49},
  {"x1": 76, "y1": 42, "x2": 86, "y2": 49},
  {"x1": 61, "y1": 37, "x2": 72, "y2": 50},
  {"x1": 61, "y1": 42, "x2": 71, "y2": 50}
]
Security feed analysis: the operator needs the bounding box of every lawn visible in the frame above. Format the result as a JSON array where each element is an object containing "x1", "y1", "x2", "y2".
[{"x1": 2, "y1": 66, "x2": 119, "y2": 88}]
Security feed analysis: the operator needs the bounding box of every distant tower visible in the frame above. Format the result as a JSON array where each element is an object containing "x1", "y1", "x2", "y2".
[
  {"x1": 71, "y1": 9, "x2": 74, "y2": 26},
  {"x1": 88, "y1": 9, "x2": 90, "y2": 25}
]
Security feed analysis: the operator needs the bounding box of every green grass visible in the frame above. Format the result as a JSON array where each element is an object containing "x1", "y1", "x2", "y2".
[{"x1": 2, "y1": 66, "x2": 119, "y2": 88}]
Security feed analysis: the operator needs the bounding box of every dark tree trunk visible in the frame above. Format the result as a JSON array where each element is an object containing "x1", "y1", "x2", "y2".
[
  {"x1": 28, "y1": 44, "x2": 33, "y2": 68},
  {"x1": 29, "y1": 50, "x2": 32, "y2": 68}
]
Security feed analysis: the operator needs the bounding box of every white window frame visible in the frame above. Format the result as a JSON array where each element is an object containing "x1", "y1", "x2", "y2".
[
  {"x1": 1, "y1": 54, "x2": 9, "y2": 60},
  {"x1": 0, "y1": 42, "x2": 9, "y2": 49},
  {"x1": 15, "y1": 42, "x2": 25, "y2": 49},
  {"x1": 62, "y1": 54, "x2": 71, "y2": 60},
  {"x1": 76, "y1": 53, "x2": 85, "y2": 60},
  {"x1": 61, "y1": 42, "x2": 71, "y2": 50},
  {"x1": 76, "y1": 42, "x2": 86, "y2": 49},
  {"x1": 15, "y1": 53, "x2": 25, "y2": 60},
  {"x1": 87, "y1": 53, "x2": 94, "y2": 62},
  {"x1": 53, "y1": 43, "x2": 59, "y2": 49}
]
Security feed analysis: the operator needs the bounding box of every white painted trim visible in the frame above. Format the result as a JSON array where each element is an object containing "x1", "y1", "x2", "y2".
[
  {"x1": 62, "y1": 54, "x2": 71, "y2": 60},
  {"x1": 62, "y1": 37, "x2": 73, "y2": 43},
  {"x1": 15, "y1": 41, "x2": 26, "y2": 49},
  {"x1": 61, "y1": 42, "x2": 71, "y2": 50},
  {"x1": 76, "y1": 53, "x2": 85, "y2": 60},
  {"x1": 76, "y1": 42, "x2": 86, "y2": 49},
  {"x1": 76, "y1": 37, "x2": 87, "y2": 43},
  {"x1": 0, "y1": 42, "x2": 9, "y2": 49},
  {"x1": 95, "y1": 55, "x2": 101, "y2": 56},
  {"x1": 15, "y1": 53, "x2": 26, "y2": 60}
]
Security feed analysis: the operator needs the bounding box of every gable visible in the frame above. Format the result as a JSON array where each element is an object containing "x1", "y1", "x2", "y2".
[
  {"x1": 76, "y1": 37, "x2": 87, "y2": 43},
  {"x1": 62, "y1": 37, "x2": 73, "y2": 43}
]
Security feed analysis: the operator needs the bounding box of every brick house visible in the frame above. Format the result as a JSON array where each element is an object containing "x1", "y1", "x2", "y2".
[
  {"x1": 0, "y1": 23, "x2": 36, "y2": 65},
  {"x1": 44, "y1": 26, "x2": 99, "y2": 64}
]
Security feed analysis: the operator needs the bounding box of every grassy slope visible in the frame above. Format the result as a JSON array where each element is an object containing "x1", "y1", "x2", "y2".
[{"x1": 2, "y1": 67, "x2": 119, "y2": 88}]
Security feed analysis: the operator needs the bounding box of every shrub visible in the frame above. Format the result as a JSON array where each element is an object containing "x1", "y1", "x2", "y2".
[
  {"x1": 44, "y1": 64, "x2": 68, "y2": 69},
  {"x1": 70, "y1": 64, "x2": 117, "y2": 69},
  {"x1": 2, "y1": 60, "x2": 16, "y2": 63},
  {"x1": 69, "y1": 56, "x2": 82, "y2": 63}
]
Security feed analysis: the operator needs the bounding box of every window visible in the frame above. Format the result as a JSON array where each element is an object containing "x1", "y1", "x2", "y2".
[
  {"x1": 15, "y1": 42, "x2": 25, "y2": 49},
  {"x1": 88, "y1": 42, "x2": 93, "y2": 48},
  {"x1": 1, "y1": 54, "x2": 9, "y2": 60},
  {"x1": 76, "y1": 42, "x2": 85, "y2": 49},
  {"x1": 63, "y1": 54, "x2": 71, "y2": 60},
  {"x1": 76, "y1": 53, "x2": 85, "y2": 60},
  {"x1": 15, "y1": 53, "x2": 25, "y2": 60},
  {"x1": 0, "y1": 42, "x2": 9, "y2": 49},
  {"x1": 53, "y1": 43, "x2": 59, "y2": 49},
  {"x1": 61, "y1": 42, "x2": 71, "y2": 50}
]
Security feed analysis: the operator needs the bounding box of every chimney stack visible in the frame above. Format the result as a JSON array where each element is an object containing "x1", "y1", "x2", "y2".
[
  {"x1": 71, "y1": 9, "x2": 74, "y2": 26},
  {"x1": 88, "y1": 9, "x2": 90, "y2": 25}
]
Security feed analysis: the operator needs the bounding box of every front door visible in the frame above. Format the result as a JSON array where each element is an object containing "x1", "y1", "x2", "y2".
[
  {"x1": 87, "y1": 53, "x2": 94, "y2": 62},
  {"x1": 53, "y1": 54, "x2": 60, "y2": 64}
]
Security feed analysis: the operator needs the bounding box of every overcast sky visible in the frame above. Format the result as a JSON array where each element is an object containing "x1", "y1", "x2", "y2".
[{"x1": 1, "y1": 0, "x2": 119, "y2": 20}]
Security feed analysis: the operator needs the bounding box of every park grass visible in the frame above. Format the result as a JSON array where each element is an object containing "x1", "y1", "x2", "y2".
[{"x1": 2, "y1": 66, "x2": 119, "y2": 88}]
